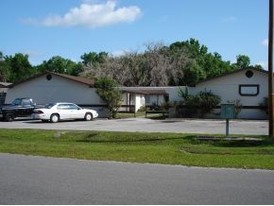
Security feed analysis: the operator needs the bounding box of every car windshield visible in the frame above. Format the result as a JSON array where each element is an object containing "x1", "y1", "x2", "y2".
[{"x1": 11, "y1": 98, "x2": 22, "y2": 106}]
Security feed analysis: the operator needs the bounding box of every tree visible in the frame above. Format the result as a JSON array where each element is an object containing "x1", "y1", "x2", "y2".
[
  {"x1": 118, "y1": 52, "x2": 149, "y2": 86},
  {"x1": 0, "y1": 51, "x2": 10, "y2": 82},
  {"x1": 81, "y1": 52, "x2": 108, "y2": 66},
  {"x1": 5, "y1": 53, "x2": 34, "y2": 83},
  {"x1": 202, "y1": 52, "x2": 232, "y2": 78},
  {"x1": 170, "y1": 39, "x2": 234, "y2": 82},
  {"x1": 82, "y1": 42, "x2": 191, "y2": 87},
  {"x1": 95, "y1": 77, "x2": 122, "y2": 118},
  {"x1": 37, "y1": 56, "x2": 83, "y2": 76},
  {"x1": 233, "y1": 55, "x2": 250, "y2": 69},
  {"x1": 3, "y1": 38, "x2": 260, "y2": 86},
  {"x1": 183, "y1": 60, "x2": 206, "y2": 85},
  {"x1": 143, "y1": 42, "x2": 171, "y2": 86},
  {"x1": 170, "y1": 38, "x2": 208, "y2": 59}
]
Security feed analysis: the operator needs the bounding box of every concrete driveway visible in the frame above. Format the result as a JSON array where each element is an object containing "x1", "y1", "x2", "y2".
[{"x1": 0, "y1": 117, "x2": 268, "y2": 135}]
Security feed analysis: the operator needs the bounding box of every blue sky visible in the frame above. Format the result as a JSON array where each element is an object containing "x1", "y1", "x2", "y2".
[{"x1": 0, "y1": 0, "x2": 269, "y2": 68}]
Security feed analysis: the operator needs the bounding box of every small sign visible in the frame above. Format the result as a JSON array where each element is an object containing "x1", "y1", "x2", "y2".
[{"x1": 221, "y1": 104, "x2": 235, "y2": 119}]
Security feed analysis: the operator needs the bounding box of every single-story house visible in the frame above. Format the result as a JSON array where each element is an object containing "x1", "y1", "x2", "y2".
[
  {"x1": 120, "y1": 68, "x2": 271, "y2": 119},
  {"x1": 5, "y1": 71, "x2": 109, "y2": 117},
  {"x1": 3, "y1": 68, "x2": 272, "y2": 119},
  {"x1": 190, "y1": 68, "x2": 269, "y2": 119}
]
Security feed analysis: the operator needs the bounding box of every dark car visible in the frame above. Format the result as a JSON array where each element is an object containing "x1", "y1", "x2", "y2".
[{"x1": 0, "y1": 97, "x2": 37, "y2": 121}]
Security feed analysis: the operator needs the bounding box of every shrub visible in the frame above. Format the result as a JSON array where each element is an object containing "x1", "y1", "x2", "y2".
[
  {"x1": 177, "y1": 88, "x2": 221, "y2": 118},
  {"x1": 198, "y1": 91, "x2": 221, "y2": 116},
  {"x1": 95, "y1": 77, "x2": 123, "y2": 118}
]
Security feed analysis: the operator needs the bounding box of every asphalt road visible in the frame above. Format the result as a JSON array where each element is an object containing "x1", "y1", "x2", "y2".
[
  {"x1": 0, "y1": 153, "x2": 273, "y2": 204},
  {"x1": 0, "y1": 117, "x2": 269, "y2": 135}
]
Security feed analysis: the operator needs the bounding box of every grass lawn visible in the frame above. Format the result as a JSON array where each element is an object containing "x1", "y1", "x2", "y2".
[{"x1": 0, "y1": 129, "x2": 274, "y2": 170}]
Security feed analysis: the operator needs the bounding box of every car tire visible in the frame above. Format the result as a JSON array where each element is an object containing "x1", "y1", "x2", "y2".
[
  {"x1": 84, "y1": 113, "x2": 93, "y2": 121},
  {"x1": 5, "y1": 113, "x2": 14, "y2": 122},
  {"x1": 50, "y1": 114, "x2": 59, "y2": 123}
]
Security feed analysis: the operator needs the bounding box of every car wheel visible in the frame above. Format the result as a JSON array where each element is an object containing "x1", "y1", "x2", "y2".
[
  {"x1": 5, "y1": 113, "x2": 14, "y2": 122},
  {"x1": 50, "y1": 114, "x2": 59, "y2": 123},
  {"x1": 84, "y1": 113, "x2": 93, "y2": 121}
]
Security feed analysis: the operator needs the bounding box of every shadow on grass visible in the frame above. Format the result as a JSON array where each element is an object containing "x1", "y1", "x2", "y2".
[
  {"x1": 179, "y1": 136, "x2": 274, "y2": 155},
  {"x1": 75, "y1": 132, "x2": 274, "y2": 147},
  {"x1": 77, "y1": 136, "x2": 184, "y2": 144},
  {"x1": 189, "y1": 135, "x2": 274, "y2": 147},
  {"x1": 74, "y1": 132, "x2": 192, "y2": 144}
]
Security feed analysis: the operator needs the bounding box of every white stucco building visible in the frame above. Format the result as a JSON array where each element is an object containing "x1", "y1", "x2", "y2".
[
  {"x1": 3, "y1": 68, "x2": 272, "y2": 119},
  {"x1": 5, "y1": 72, "x2": 109, "y2": 117},
  {"x1": 190, "y1": 68, "x2": 269, "y2": 119}
]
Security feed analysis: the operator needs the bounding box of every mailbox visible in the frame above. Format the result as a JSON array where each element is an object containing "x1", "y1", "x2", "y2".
[{"x1": 220, "y1": 104, "x2": 235, "y2": 119}]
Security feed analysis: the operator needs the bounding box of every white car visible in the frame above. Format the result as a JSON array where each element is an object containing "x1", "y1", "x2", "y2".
[{"x1": 32, "y1": 102, "x2": 99, "y2": 123}]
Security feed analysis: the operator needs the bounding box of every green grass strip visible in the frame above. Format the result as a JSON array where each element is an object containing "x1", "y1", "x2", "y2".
[{"x1": 0, "y1": 129, "x2": 274, "y2": 170}]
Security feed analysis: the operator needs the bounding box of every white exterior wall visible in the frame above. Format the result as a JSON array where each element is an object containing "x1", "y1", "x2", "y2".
[
  {"x1": 163, "y1": 86, "x2": 186, "y2": 102},
  {"x1": 120, "y1": 86, "x2": 186, "y2": 113},
  {"x1": 189, "y1": 69, "x2": 268, "y2": 119},
  {"x1": 121, "y1": 86, "x2": 185, "y2": 103},
  {"x1": 5, "y1": 74, "x2": 103, "y2": 105},
  {"x1": 135, "y1": 95, "x2": 145, "y2": 112}
]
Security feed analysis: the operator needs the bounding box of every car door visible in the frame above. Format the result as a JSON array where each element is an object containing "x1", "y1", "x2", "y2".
[
  {"x1": 56, "y1": 104, "x2": 70, "y2": 120},
  {"x1": 67, "y1": 103, "x2": 83, "y2": 119},
  {"x1": 21, "y1": 99, "x2": 34, "y2": 116}
]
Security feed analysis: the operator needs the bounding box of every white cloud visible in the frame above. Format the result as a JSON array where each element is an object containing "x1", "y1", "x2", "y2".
[
  {"x1": 111, "y1": 49, "x2": 128, "y2": 57},
  {"x1": 262, "y1": 38, "x2": 268, "y2": 47},
  {"x1": 24, "y1": 1, "x2": 142, "y2": 28}
]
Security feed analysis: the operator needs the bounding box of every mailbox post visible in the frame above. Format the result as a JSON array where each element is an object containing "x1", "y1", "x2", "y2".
[{"x1": 220, "y1": 104, "x2": 235, "y2": 136}]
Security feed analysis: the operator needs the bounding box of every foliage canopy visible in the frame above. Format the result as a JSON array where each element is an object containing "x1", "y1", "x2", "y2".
[{"x1": 0, "y1": 38, "x2": 263, "y2": 86}]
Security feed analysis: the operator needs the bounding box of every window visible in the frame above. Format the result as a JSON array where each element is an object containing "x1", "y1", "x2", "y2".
[
  {"x1": 22, "y1": 99, "x2": 31, "y2": 106},
  {"x1": 239, "y1": 84, "x2": 259, "y2": 96},
  {"x1": 46, "y1": 74, "x2": 52, "y2": 80},
  {"x1": 245, "y1": 70, "x2": 254, "y2": 78},
  {"x1": 68, "y1": 104, "x2": 80, "y2": 110},
  {"x1": 145, "y1": 95, "x2": 151, "y2": 104},
  {"x1": 57, "y1": 104, "x2": 69, "y2": 110}
]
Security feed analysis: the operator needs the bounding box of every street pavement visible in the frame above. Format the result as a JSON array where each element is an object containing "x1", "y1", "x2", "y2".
[
  {"x1": 0, "y1": 117, "x2": 269, "y2": 135},
  {"x1": 1, "y1": 153, "x2": 274, "y2": 205}
]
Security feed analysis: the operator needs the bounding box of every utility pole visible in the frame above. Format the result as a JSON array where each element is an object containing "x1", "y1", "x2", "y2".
[{"x1": 268, "y1": 0, "x2": 274, "y2": 137}]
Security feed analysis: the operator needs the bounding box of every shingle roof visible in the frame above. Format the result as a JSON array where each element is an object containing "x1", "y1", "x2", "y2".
[
  {"x1": 0, "y1": 82, "x2": 12, "y2": 88},
  {"x1": 121, "y1": 88, "x2": 168, "y2": 95},
  {"x1": 8, "y1": 71, "x2": 95, "y2": 88},
  {"x1": 50, "y1": 72, "x2": 95, "y2": 86}
]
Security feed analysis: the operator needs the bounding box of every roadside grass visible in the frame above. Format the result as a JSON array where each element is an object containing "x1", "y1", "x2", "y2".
[
  {"x1": 116, "y1": 111, "x2": 145, "y2": 118},
  {"x1": 0, "y1": 129, "x2": 274, "y2": 170}
]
